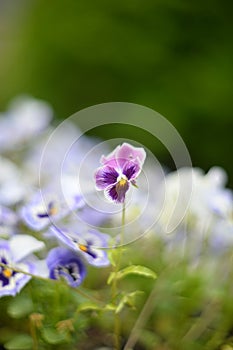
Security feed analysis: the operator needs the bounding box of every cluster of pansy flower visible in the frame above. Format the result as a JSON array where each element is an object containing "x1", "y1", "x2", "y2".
[
  {"x1": 155, "y1": 166, "x2": 233, "y2": 261},
  {"x1": 1, "y1": 95, "x2": 233, "y2": 297},
  {"x1": 0, "y1": 96, "x2": 114, "y2": 296}
]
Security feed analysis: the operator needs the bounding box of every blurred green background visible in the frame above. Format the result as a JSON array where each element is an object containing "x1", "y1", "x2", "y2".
[{"x1": 0, "y1": 0, "x2": 232, "y2": 186}]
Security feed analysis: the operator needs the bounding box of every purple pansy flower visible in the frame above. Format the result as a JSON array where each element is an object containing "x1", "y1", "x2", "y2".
[
  {"x1": 94, "y1": 143, "x2": 146, "y2": 203},
  {"x1": 46, "y1": 247, "x2": 86, "y2": 287},
  {"x1": 20, "y1": 186, "x2": 84, "y2": 231},
  {"x1": 49, "y1": 226, "x2": 110, "y2": 267},
  {"x1": 0, "y1": 235, "x2": 45, "y2": 297}
]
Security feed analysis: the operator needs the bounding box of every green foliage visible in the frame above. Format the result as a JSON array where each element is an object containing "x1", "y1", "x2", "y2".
[
  {"x1": 7, "y1": 295, "x2": 33, "y2": 319},
  {"x1": 41, "y1": 327, "x2": 69, "y2": 345},
  {"x1": 107, "y1": 265, "x2": 157, "y2": 285},
  {"x1": 1, "y1": 241, "x2": 233, "y2": 349},
  {"x1": 115, "y1": 290, "x2": 144, "y2": 314},
  {"x1": 4, "y1": 334, "x2": 33, "y2": 350},
  {"x1": 77, "y1": 301, "x2": 102, "y2": 313},
  {"x1": 0, "y1": 1, "x2": 232, "y2": 185}
]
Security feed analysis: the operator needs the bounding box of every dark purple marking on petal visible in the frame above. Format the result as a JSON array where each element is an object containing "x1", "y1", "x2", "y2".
[
  {"x1": 106, "y1": 180, "x2": 129, "y2": 203},
  {"x1": 95, "y1": 166, "x2": 119, "y2": 190},
  {"x1": 0, "y1": 263, "x2": 16, "y2": 287},
  {"x1": 123, "y1": 161, "x2": 141, "y2": 180},
  {"x1": 106, "y1": 185, "x2": 119, "y2": 202},
  {"x1": 37, "y1": 201, "x2": 57, "y2": 218},
  {"x1": 47, "y1": 247, "x2": 86, "y2": 287},
  {"x1": 115, "y1": 180, "x2": 129, "y2": 203},
  {"x1": 78, "y1": 243, "x2": 97, "y2": 259}
]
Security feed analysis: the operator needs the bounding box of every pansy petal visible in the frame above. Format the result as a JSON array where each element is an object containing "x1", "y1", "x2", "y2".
[
  {"x1": 116, "y1": 143, "x2": 146, "y2": 169},
  {"x1": 49, "y1": 226, "x2": 77, "y2": 250},
  {"x1": 105, "y1": 181, "x2": 129, "y2": 204},
  {"x1": 100, "y1": 145, "x2": 120, "y2": 166},
  {"x1": 78, "y1": 203, "x2": 111, "y2": 226},
  {"x1": 47, "y1": 247, "x2": 86, "y2": 287},
  {"x1": 20, "y1": 191, "x2": 61, "y2": 231},
  {"x1": 0, "y1": 261, "x2": 33, "y2": 297},
  {"x1": 123, "y1": 161, "x2": 141, "y2": 180},
  {"x1": 0, "y1": 276, "x2": 18, "y2": 297},
  {"x1": 9, "y1": 96, "x2": 53, "y2": 143},
  {"x1": 20, "y1": 204, "x2": 51, "y2": 231},
  {"x1": 0, "y1": 241, "x2": 11, "y2": 254},
  {"x1": 49, "y1": 226, "x2": 110, "y2": 267},
  {"x1": 15, "y1": 262, "x2": 34, "y2": 294},
  {"x1": 33, "y1": 259, "x2": 49, "y2": 278},
  {"x1": 77, "y1": 230, "x2": 110, "y2": 267},
  {"x1": 82, "y1": 247, "x2": 109, "y2": 267},
  {"x1": 104, "y1": 185, "x2": 119, "y2": 203},
  {"x1": 95, "y1": 166, "x2": 119, "y2": 190},
  {"x1": 0, "y1": 206, "x2": 18, "y2": 238},
  {"x1": 9, "y1": 235, "x2": 45, "y2": 262}
]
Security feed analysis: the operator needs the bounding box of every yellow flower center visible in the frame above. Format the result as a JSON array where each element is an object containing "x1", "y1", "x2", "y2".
[
  {"x1": 3, "y1": 268, "x2": 13, "y2": 278},
  {"x1": 49, "y1": 206, "x2": 58, "y2": 216},
  {"x1": 117, "y1": 174, "x2": 128, "y2": 187},
  {"x1": 118, "y1": 178, "x2": 127, "y2": 187},
  {"x1": 78, "y1": 244, "x2": 88, "y2": 252}
]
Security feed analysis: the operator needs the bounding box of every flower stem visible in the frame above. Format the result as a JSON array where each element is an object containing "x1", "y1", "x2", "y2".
[
  {"x1": 121, "y1": 201, "x2": 126, "y2": 244},
  {"x1": 112, "y1": 202, "x2": 126, "y2": 350},
  {"x1": 29, "y1": 316, "x2": 38, "y2": 350}
]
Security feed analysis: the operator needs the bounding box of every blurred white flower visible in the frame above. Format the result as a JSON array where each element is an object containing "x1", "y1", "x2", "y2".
[
  {"x1": 157, "y1": 166, "x2": 232, "y2": 233},
  {"x1": 0, "y1": 157, "x2": 31, "y2": 206},
  {"x1": 0, "y1": 96, "x2": 53, "y2": 152}
]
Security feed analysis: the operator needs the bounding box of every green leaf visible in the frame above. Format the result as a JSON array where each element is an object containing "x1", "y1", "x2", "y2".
[
  {"x1": 107, "y1": 249, "x2": 119, "y2": 267},
  {"x1": 107, "y1": 247, "x2": 127, "y2": 267},
  {"x1": 7, "y1": 296, "x2": 33, "y2": 319},
  {"x1": 0, "y1": 328, "x2": 19, "y2": 344},
  {"x1": 77, "y1": 302, "x2": 117, "y2": 314},
  {"x1": 104, "y1": 303, "x2": 117, "y2": 312},
  {"x1": 116, "y1": 291, "x2": 144, "y2": 314},
  {"x1": 108, "y1": 265, "x2": 157, "y2": 284},
  {"x1": 4, "y1": 334, "x2": 33, "y2": 349},
  {"x1": 42, "y1": 327, "x2": 69, "y2": 345},
  {"x1": 107, "y1": 272, "x2": 116, "y2": 285},
  {"x1": 77, "y1": 302, "x2": 102, "y2": 313}
]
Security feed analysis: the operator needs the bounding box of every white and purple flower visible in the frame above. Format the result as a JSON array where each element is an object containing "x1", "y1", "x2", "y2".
[
  {"x1": 20, "y1": 186, "x2": 84, "y2": 231},
  {"x1": 49, "y1": 226, "x2": 110, "y2": 267},
  {"x1": 0, "y1": 235, "x2": 45, "y2": 297},
  {"x1": 95, "y1": 143, "x2": 146, "y2": 203},
  {"x1": 46, "y1": 247, "x2": 86, "y2": 287}
]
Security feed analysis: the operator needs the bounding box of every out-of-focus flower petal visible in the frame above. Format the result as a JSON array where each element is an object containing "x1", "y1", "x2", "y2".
[
  {"x1": 33, "y1": 259, "x2": 49, "y2": 278},
  {"x1": 9, "y1": 235, "x2": 45, "y2": 262},
  {"x1": 77, "y1": 229, "x2": 110, "y2": 267},
  {"x1": 46, "y1": 247, "x2": 86, "y2": 287},
  {"x1": 49, "y1": 226, "x2": 110, "y2": 267},
  {"x1": 0, "y1": 206, "x2": 18, "y2": 238},
  {"x1": 20, "y1": 187, "x2": 84, "y2": 231},
  {"x1": 0, "y1": 242, "x2": 34, "y2": 297}
]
